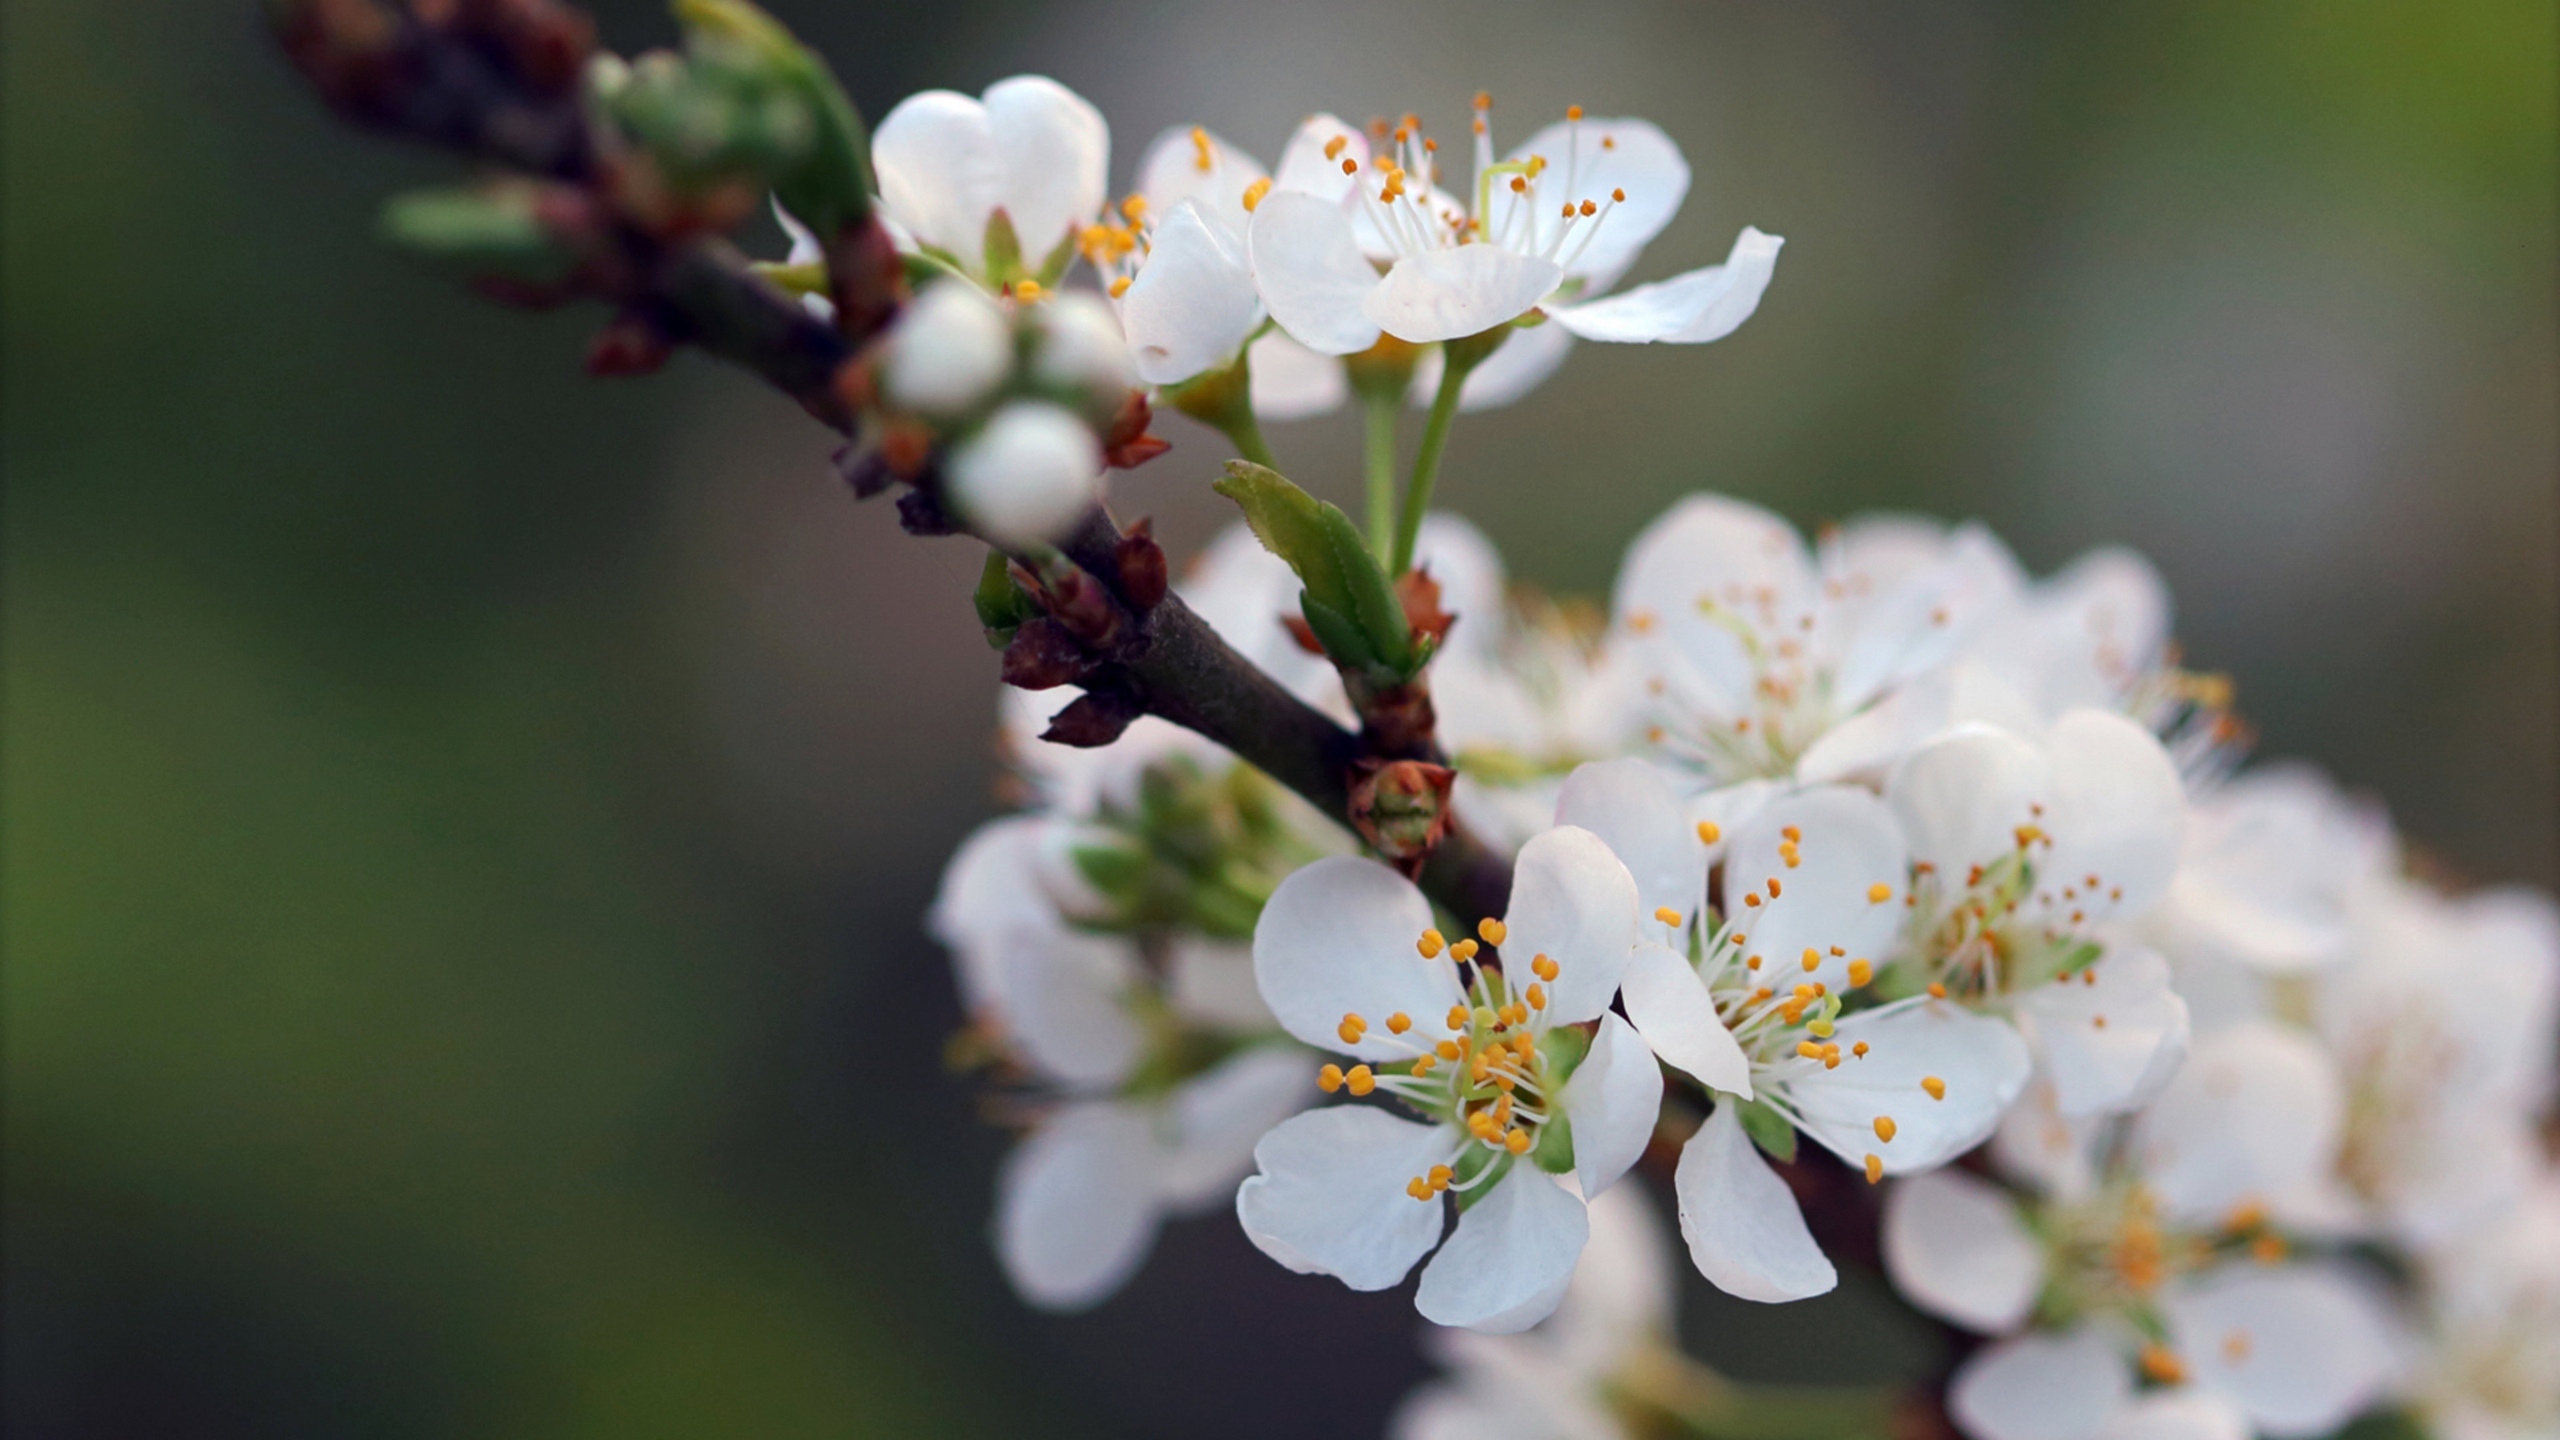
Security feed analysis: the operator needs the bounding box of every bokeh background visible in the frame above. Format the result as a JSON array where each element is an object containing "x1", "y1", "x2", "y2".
[{"x1": 6, "y1": 0, "x2": 2553, "y2": 1434}]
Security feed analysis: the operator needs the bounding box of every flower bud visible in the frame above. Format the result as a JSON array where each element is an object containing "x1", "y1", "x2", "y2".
[
  {"x1": 881, "y1": 279, "x2": 1012, "y2": 418},
  {"x1": 1029, "y1": 292, "x2": 1136, "y2": 421},
  {"x1": 946, "y1": 401, "x2": 1103, "y2": 548}
]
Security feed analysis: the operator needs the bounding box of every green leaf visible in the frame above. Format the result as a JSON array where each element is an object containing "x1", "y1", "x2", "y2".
[
  {"x1": 1212, "y1": 463, "x2": 1413, "y2": 677},
  {"x1": 378, "y1": 185, "x2": 577, "y2": 286},
  {"x1": 671, "y1": 0, "x2": 875, "y2": 234},
  {"x1": 971, "y1": 550, "x2": 1037, "y2": 646},
  {"x1": 1732, "y1": 1097, "x2": 1797, "y2": 1164}
]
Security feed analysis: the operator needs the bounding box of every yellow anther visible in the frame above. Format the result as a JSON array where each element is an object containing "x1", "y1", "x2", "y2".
[
  {"x1": 1340, "y1": 157, "x2": 1358, "y2": 175},
  {"x1": 1610, "y1": 186, "x2": 1625, "y2": 201},
  {"x1": 1864, "y1": 1154, "x2": 1884, "y2": 1184},
  {"x1": 1655, "y1": 906, "x2": 1684, "y2": 927},
  {"x1": 1511, "y1": 1032, "x2": 1536, "y2": 1059},
  {"x1": 1527, "y1": 154, "x2": 1547, "y2": 175},
  {"x1": 1867, "y1": 883, "x2": 1892, "y2": 903},
  {"x1": 1874, "y1": 1116, "x2": 1898, "y2": 1143},
  {"x1": 1566, "y1": 104, "x2": 1584, "y2": 121},
  {"x1": 1323, "y1": 135, "x2": 1348, "y2": 160},
  {"x1": 2251, "y1": 1233, "x2": 2287, "y2": 1264},
  {"x1": 1526, "y1": 983, "x2": 1547, "y2": 1010},
  {"x1": 1744, "y1": 893, "x2": 1763, "y2": 909},
  {"x1": 1767, "y1": 878, "x2": 1783, "y2": 898},
  {"x1": 1492, "y1": 1094, "x2": 1513, "y2": 1125},
  {"x1": 1317, "y1": 1063, "x2": 1346, "y2": 1093},
  {"x1": 1852, "y1": 1041, "x2": 1870, "y2": 1057},
  {"x1": 1337, "y1": 1014, "x2": 1367, "y2": 1045},
  {"x1": 1436, "y1": 1039, "x2": 1462, "y2": 1061},
  {"x1": 1473, "y1": 90, "x2": 1493, "y2": 110},
  {"x1": 1782, "y1": 848, "x2": 1802, "y2": 869},
  {"x1": 1121, "y1": 194, "x2": 1147, "y2": 220},
  {"x1": 1921, "y1": 1076, "x2": 1946, "y2": 1100},
  {"x1": 1428, "y1": 1164, "x2": 1454, "y2": 1188},
  {"x1": 1746, "y1": 955, "x2": 1763, "y2": 970},
  {"x1": 1411, "y1": 1055, "x2": 1435, "y2": 1077},
  {"x1": 1848, "y1": 959, "x2": 1874, "y2": 988},
  {"x1": 1407, "y1": 1177, "x2": 1432, "y2": 1200},
  {"x1": 1823, "y1": 1050, "x2": 1842, "y2": 1070},
  {"x1": 1451, "y1": 938, "x2": 1480, "y2": 963},
  {"x1": 1560, "y1": 202, "x2": 1576, "y2": 219},
  {"x1": 1531, "y1": 954, "x2": 1559, "y2": 981},
  {"x1": 1190, "y1": 126, "x2": 1214, "y2": 171},
  {"x1": 1107, "y1": 276, "x2": 1132, "y2": 298},
  {"x1": 1927, "y1": 982, "x2": 1949, "y2": 1000},
  {"x1": 1509, "y1": 176, "x2": 1527, "y2": 193},
  {"x1": 1379, "y1": 1013, "x2": 1409, "y2": 1037},
  {"x1": 1346, "y1": 1065, "x2": 1376, "y2": 1096},
  {"x1": 1445, "y1": 1005, "x2": 1468, "y2": 1030},
  {"x1": 1478, "y1": 918, "x2": 1507, "y2": 946},
  {"x1": 1241, "y1": 178, "x2": 1272, "y2": 212},
  {"x1": 1797, "y1": 1040, "x2": 1825, "y2": 1060},
  {"x1": 2139, "y1": 1346, "x2": 2185, "y2": 1385},
  {"x1": 1780, "y1": 1003, "x2": 1806, "y2": 1026},
  {"x1": 1801, "y1": 949, "x2": 1821, "y2": 972},
  {"x1": 1792, "y1": 983, "x2": 1818, "y2": 1001},
  {"x1": 2223, "y1": 1330, "x2": 2253, "y2": 1362},
  {"x1": 2014, "y1": 824, "x2": 2045, "y2": 847},
  {"x1": 1781, "y1": 826, "x2": 1801, "y2": 843},
  {"x1": 1419, "y1": 928, "x2": 1446, "y2": 958},
  {"x1": 1010, "y1": 279, "x2": 1043, "y2": 303},
  {"x1": 1504, "y1": 1129, "x2": 1532, "y2": 1154},
  {"x1": 1696, "y1": 821, "x2": 1722, "y2": 844}
]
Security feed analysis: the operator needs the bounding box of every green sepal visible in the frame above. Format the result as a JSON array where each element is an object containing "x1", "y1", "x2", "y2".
[
  {"x1": 1531, "y1": 1112, "x2": 1577, "y2": 1175},
  {"x1": 1537, "y1": 1024, "x2": 1591, "y2": 1086},
  {"x1": 1032, "y1": 230, "x2": 1080, "y2": 288},
  {"x1": 981, "y1": 209, "x2": 1025, "y2": 287},
  {"x1": 1212, "y1": 462, "x2": 1416, "y2": 679},
  {"x1": 670, "y1": 0, "x2": 876, "y2": 233},
  {"x1": 1732, "y1": 1096, "x2": 1797, "y2": 1164},
  {"x1": 1451, "y1": 1148, "x2": 1511, "y2": 1212},
  {"x1": 378, "y1": 185, "x2": 578, "y2": 286},
  {"x1": 1070, "y1": 840, "x2": 1148, "y2": 898},
  {"x1": 972, "y1": 550, "x2": 1039, "y2": 647}
]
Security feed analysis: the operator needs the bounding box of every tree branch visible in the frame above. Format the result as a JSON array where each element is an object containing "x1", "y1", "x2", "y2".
[{"x1": 270, "y1": 0, "x2": 1517, "y2": 923}]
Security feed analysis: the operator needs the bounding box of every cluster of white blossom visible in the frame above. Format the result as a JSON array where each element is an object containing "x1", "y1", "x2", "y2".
[{"x1": 880, "y1": 72, "x2": 2557, "y2": 1440}]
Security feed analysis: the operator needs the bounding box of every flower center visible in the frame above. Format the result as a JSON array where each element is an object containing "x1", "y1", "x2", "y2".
[{"x1": 1346, "y1": 97, "x2": 1632, "y2": 271}]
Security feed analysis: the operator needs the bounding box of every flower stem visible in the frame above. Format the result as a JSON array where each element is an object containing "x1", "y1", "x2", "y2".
[
  {"x1": 1391, "y1": 327, "x2": 1506, "y2": 576},
  {"x1": 1165, "y1": 351, "x2": 1277, "y2": 471},
  {"x1": 1363, "y1": 393, "x2": 1399, "y2": 558}
]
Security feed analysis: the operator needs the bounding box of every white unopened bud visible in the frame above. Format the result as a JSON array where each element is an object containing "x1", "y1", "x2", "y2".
[
  {"x1": 882, "y1": 279, "x2": 1013, "y2": 418},
  {"x1": 1030, "y1": 292, "x2": 1136, "y2": 419},
  {"x1": 946, "y1": 401, "x2": 1103, "y2": 548}
]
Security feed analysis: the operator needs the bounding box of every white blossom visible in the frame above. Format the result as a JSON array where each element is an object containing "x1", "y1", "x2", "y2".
[
  {"x1": 943, "y1": 400, "x2": 1103, "y2": 547},
  {"x1": 871, "y1": 75, "x2": 1109, "y2": 286}
]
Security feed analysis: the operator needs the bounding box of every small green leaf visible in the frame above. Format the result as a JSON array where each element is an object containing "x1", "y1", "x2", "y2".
[
  {"x1": 379, "y1": 185, "x2": 577, "y2": 285},
  {"x1": 671, "y1": 0, "x2": 875, "y2": 233},
  {"x1": 1212, "y1": 463, "x2": 1413, "y2": 677},
  {"x1": 972, "y1": 549, "x2": 1038, "y2": 644},
  {"x1": 1732, "y1": 1097, "x2": 1797, "y2": 1164}
]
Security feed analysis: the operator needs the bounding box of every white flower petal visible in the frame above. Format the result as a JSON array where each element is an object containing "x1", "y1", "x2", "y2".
[
  {"x1": 929, "y1": 815, "x2": 1062, "y2": 1006},
  {"x1": 983, "y1": 75, "x2": 1109, "y2": 264},
  {"x1": 1254, "y1": 856, "x2": 1466, "y2": 1060},
  {"x1": 2016, "y1": 945, "x2": 2190, "y2": 1117},
  {"x1": 989, "y1": 928, "x2": 1145, "y2": 1090},
  {"x1": 1556, "y1": 758, "x2": 1708, "y2": 925},
  {"x1": 1621, "y1": 941, "x2": 1754, "y2": 1097},
  {"x1": 1882, "y1": 1168, "x2": 2043, "y2": 1334},
  {"x1": 1165, "y1": 937, "x2": 1273, "y2": 1031},
  {"x1": 2039, "y1": 709, "x2": 2185, "y2": 925},
  {"x1": 1966, "y1": 547, "x2": 2173, "y2": 717},
  {"x1": 1159, "y1": 1045, "x2": 1317, "y2": 1211},
  {"x1": 1134, "y1": 123, "x2": 1267, "y2": 241},
  {"x1": 1673, "y1": 1101, "x2": 1837, "y2": 1301},
  {"x1": 1551, "y1": 1182, "x2": 1676, "y2": 1369},
  {"x1": 872, "y1": 89, "x2": 1002, "y2": 262},
  {"x1": 1723, "y1": 785, "x2": 1910, "y2": 993},
  {"x1": 1792, "y1": 1000, "x2": 2032, "y2": 1174},
  {"x1": 944, "y1": 401, "x2": 1103, "y2": 549},
  {"x1": 1888, "y1": 724, "x2": 2050, "y2": 899},
  {"x1": 2162, "y1": 763, "x2": 2391, "y2": 975},
  {"x1": 1949, "y1": 1330, "x2": 2131, "y2": 1440},
  {"x1": 1248, "y1": 191, "x2": 1385, "y2": 355},
  {"x1": 2162, "y1": 1263, "x2": 2399, "y2": 1438},
  {"x1": 1366, "y1": 246, "x2": 1565, "y2": 344},
  {"x1": 1565, "y1": 1013, "x2": 1664, "y2": 1199},
  {"x1": 1502, "y1": 117, "x2": 1691, "y2": 290},
  {"x1": 2130, "y1": 1021, "x2": 2343, "y2": 1225},
  {"x1": 1612, "y1": 494, "x2": 1815, "y2": 715},
  {"x1": 1828, "y1": 523, "x2": 2028, "y2": 713},
  {"x1": 2100, "y1": 1392, "x2": 2251, "y2": 1440},
  {"x1": 1270, "y1": 113, "x2": 1369, "y2": 203},
  {"x1": 1502, "y1": 826, "x2": 1642, "y2": 1025},
  {"x1": 1236, "y1": 1105, "x2": 1453, "y2": 1289},
  {"x1": 1120, "y1": 200, "x2": 1260, "y2": 385},
  {"x1": 1796, "y1": 659, "x2": 2044, "y2": 788},
  {"x1": 1408, "y1": 318, "x2": 1579, "y2": 413},
  {"x1": 1548, "y1": 229, "x2": 1783, "y2": 344},
  {"x1": 1247, "y1": 329, "x2": 1349, "y2": 419},
  {"x1": 774, "y1": 196, "x2": 822, "y2": 266},
  {"x1": 1990, "y1": 1078, "x2": 2104, "y2": 1200},
  {"x1": 1417, "y1": 1167, "x2": 1589, "y2": 1333},
  {"x1": 995, "y1": 1102, "x2": 1163, "y2": 1310}
]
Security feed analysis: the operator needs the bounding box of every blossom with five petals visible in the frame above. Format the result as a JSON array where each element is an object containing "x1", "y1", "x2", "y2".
[
  {"x1": 1234, "y1": 828, "x2": 1660, "y2": 1332},
  {"x1": 871, "y1": 76, "x2": 1110, "y2": 287},
  {"x1": 1248, "y1": 99, "x2": 1782, "y2": 392}
]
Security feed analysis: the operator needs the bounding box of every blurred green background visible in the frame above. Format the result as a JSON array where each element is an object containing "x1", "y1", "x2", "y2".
[{"x1": 5, "y1": 0, "x2": 2552, "y2": 1435}]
